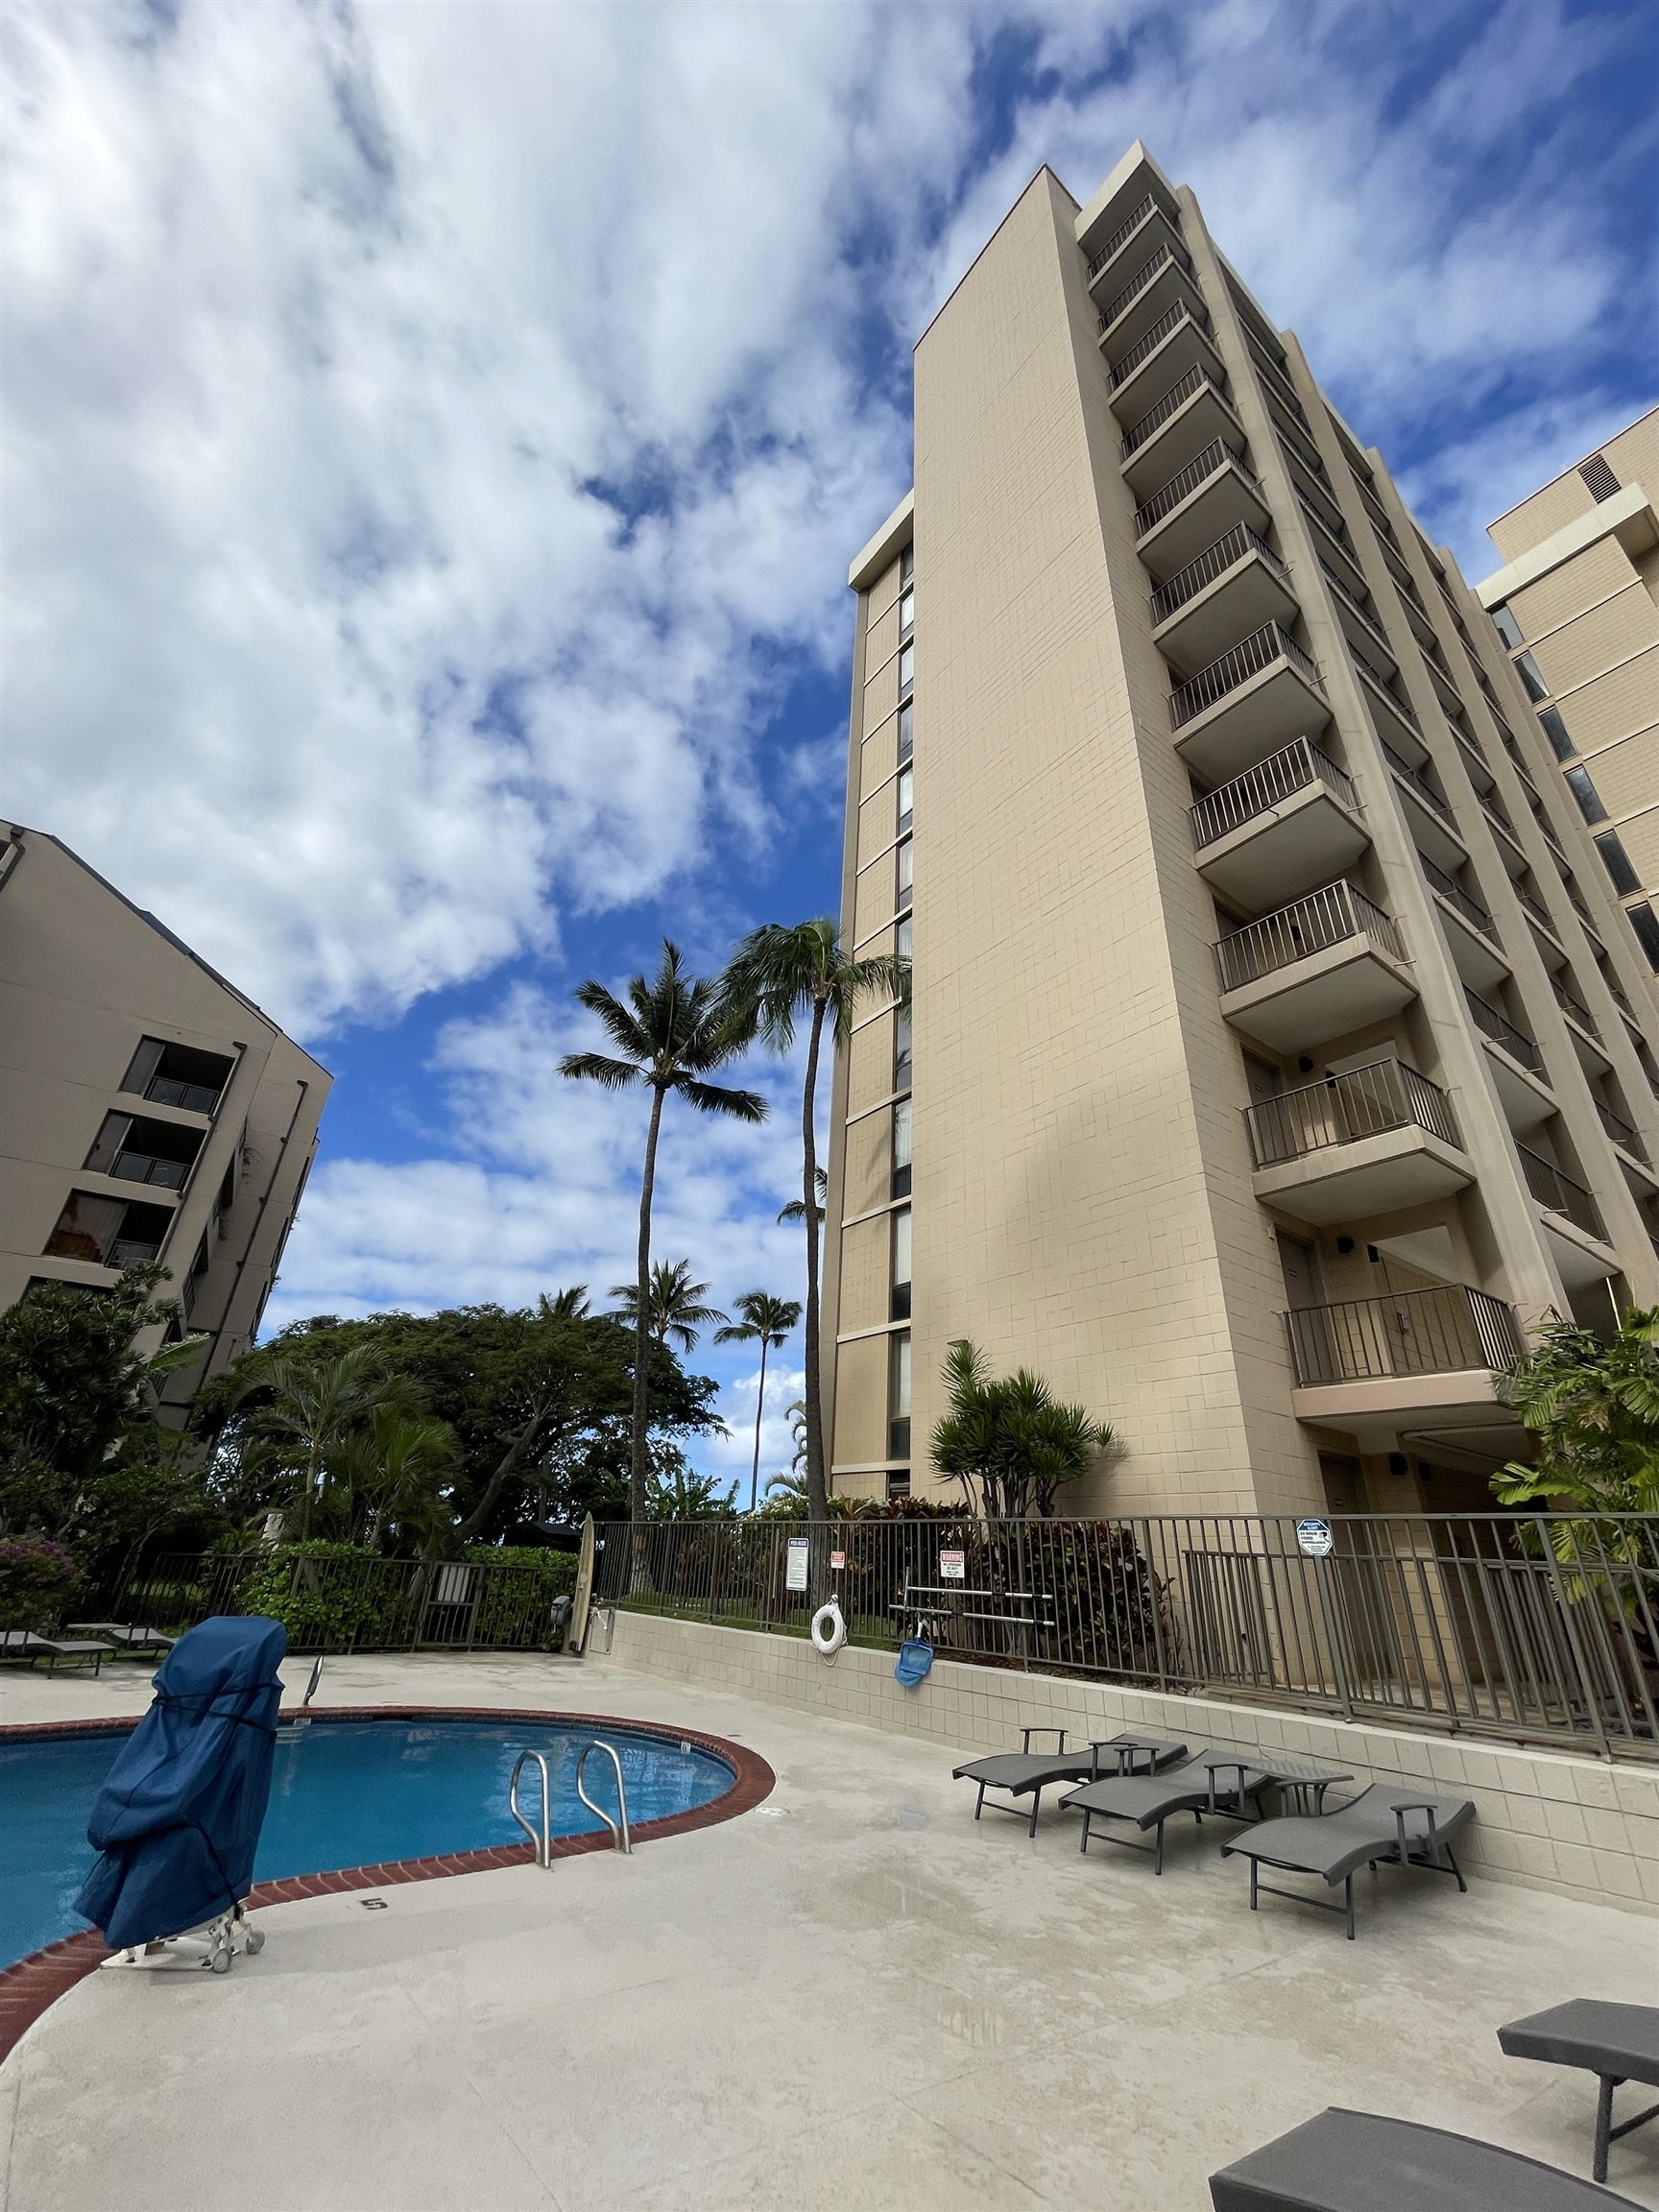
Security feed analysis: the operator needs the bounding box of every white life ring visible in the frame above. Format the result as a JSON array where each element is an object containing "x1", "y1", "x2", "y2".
[{"x1": 809, "y1": 1599, "x2": 847, "y2": 1656}]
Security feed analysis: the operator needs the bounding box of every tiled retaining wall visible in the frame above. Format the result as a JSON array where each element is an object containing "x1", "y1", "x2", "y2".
[{"x1": 604, "y1": 1608, "x2": 1659, "y2": 1915}]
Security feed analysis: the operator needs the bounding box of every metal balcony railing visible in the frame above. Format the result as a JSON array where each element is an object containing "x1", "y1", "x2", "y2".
[
  {"x1": 1242, "y1": 330, "x2": 1310, "y2": 423},
  {"x1": 1356, "y1": 475, "x2": 1400, "y2": 544},
  {"x1": 1286, "y1": 1284, "x2": 1522, "y2": 1387},
  {"x1": 1150, "y1": 523, "x2": 1286, "y2": 625},
  {"x1": 1480, "y1": 790, "x2": 1523, "y2": 849},
  {"x1": 1085, "y1": 192, "x2": 1167, "y2": 280},
  {"x1": 1097, "y1": 239, "x2": 1194, "y2": 335},
  {"x1": 1516, "y1": 883, "x2": 1555, "y2": 932},
  {"x1": 109, "y1": 1237, "x2": 164, "y2": 1268},
  {"x1": 1519, "y1": 1146, "x2": 1608, "y2": 1242},
  {"x1": 1133, "y1": 437, "x2": 1254, "y2": 538},
  {"x1": 1420, "y1": 853, "x2": 1497, "y2": 942},
  {"x1": 1110, "y1": 301, "x2": 1211, "y2": 390},
  {"x1": 1170, "y1": 622, "x2": 1320, "y2": 731},
  {"x1": 1598, "y1": 1099, "x2": 1650, "y2": 1166},
  {"x1": 1245, "y1": 1058, "x2": 1459, "y2": 1168},
  {"x1": 1120, "y1": 364, "x2": 1228, "y2": 458},
  {"x1": 1215, "y1": 879, "x2": 1405, "y2": 992},
  {"x1": 144, "y1": 1075, "x2": 222, "y2": 1115},
  {"x1": 1382, "y1": 740, "x2": 1457, "y2": 830},
  {"x1": 1464, "y1": 986, "x2": 1544, "y2": 1074},
  {"x1": 1551, "y1": 974, "x2": 1601, "y2": 1041},
  {"x1": 110, "y1": 1150, "x2": 191, "y2": 1190},
  {"x1": 1317, "y1": 556, "x2": 1391, "y2": 650},
  {"x1": 1354, "y1": 654, "x2": 1422, "y2": 734},
  {"x1": 1190, "y1": 737, "x2": 1357, "y2": 850}
]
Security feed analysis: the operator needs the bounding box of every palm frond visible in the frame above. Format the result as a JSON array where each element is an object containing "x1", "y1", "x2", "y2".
[
  {"x1": 558, "y1": 1051, "x2": 646, "y2": 1092},
  {"x1": 673, "y1": 1077, "x2": 768, "y2": 1122},
  {"x1": 570, "y1": 978, "x2": 654, "y2": 1065}
]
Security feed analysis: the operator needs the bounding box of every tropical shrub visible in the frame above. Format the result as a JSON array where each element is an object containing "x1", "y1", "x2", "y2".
[{"x1": 0, "y1": 1535, "x2": 77, "y2": 1629}]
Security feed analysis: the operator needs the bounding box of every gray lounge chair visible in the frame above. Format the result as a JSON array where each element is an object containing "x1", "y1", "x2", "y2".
[
  {"x1": 66, "y1": 1622, "x2": 178, "y2": 1655},
  {"x1": 1221, "y1": 1783, "x2": 1474, "y2": 1938},
  {"x1": 0, "y1": 1629, "x2": 108, "y2": 1676},
  {"x1": 952, "y1": 1728, "x2": 1188, "y2": 1837},
  {"x1": 1499, "y1": 2000, "x2": 1659, "y2": 2184},
  {"x1": 1209, "y1": 2105, "x2": 1641, "y2": 2210},
  {"x1": 1059, "y1": 1747, "x2": 1344, "y2": 1875}
]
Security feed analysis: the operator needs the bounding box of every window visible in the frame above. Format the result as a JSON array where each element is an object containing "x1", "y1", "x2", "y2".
[
  {"x1": 1595, "y1": 830, "x2": 1642, "y2": 897},
  {"x1": 885, "y1": 1468, "x2": 911, "y2": 1502},
  {"x1": 1579, "y1": 455, "x2": 1621, "y2": 502},
  {"x1": 1537, "y1": 706, "x2": 1576, "y2": 760},
  {"x1": 1564, "y1": 765, "x2": 1610, "y2": 825},
  {"x1": 897, "y1": 766, "x2": 913, "y2": 833},
  {"x1": 888, "y1": 1331, "x2": 911, "y2": 1461},
  {"x1": 1626, "y1": 902, "x2": 1659, "y2": 974},
  {"x1": 898, "y1": 641, "x2": 914, "y2": 696},
  {"x1": 890, "y1": 1207, "x2": 912, "y2": 1319},
  {"x1": 897, "y1": 699, "x2": 913, "y2": 763},
  {"x1": 119, "y1": 1037, "x2": 233, "y2": 1117},
  {"x1": 1489, "y1": 603, "x2": 1525, "y2": 651},
  {"x1": 893, "y1": 1003, "x2": 912, "y2": 1084},
  {"x1": 899, "y1": 588, "x2": 914, "y2": 636},
  {"x1": 84, "y1": 1112, "x2": 203, "y2": 1190},
  {"x1": 896, "y1": 913, "x2": 912, "y2": 960},
  {"x1": 44, "y1": 1192, "x2": 173, "y2": 1269},
  {"x1": 896, "y1": 835, "x2": 913, "y2": 913},
  {"x1": 1514, "y1": 650, "x2": 1549, "y2": 702},
  {"x1": 891, "y1": 1096, "x2": 912, "y2": 1198},
  {"x1": 901, "y1": 545, "x2": 913, "y2": 584}
]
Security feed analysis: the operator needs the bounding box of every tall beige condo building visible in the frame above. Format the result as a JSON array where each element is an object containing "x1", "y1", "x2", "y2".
[
  {"x1": 1475, "y1": 408, "x2": 1659, "y2": 977},
  {"x1": 0, "y1": 824, "x2": 331, "y2": 1416},
  {"x1": 822, "y1": 147, "x2": 1659, "y2": 1522}
]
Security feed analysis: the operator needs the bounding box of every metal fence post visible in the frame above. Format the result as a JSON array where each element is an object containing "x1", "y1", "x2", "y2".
[{"x1": 1534, "y1": 1516, "x2": 1613, "y2": 1760}]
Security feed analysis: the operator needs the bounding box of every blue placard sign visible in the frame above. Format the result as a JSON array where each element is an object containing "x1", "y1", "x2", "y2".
[{"x1": 1296, "y1": 1517, "x2": 1334, "y2": 1558}]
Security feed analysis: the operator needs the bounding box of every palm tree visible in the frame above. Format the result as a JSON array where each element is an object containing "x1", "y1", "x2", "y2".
[
  {"x1": 538, "y1": 1286, "x2": 591, "y2": 1322},
  {"x1": 610, "y1": 1260, "x2": 729, "y2": 1354},
  {"x1": 721, "y1": 920, "x2": 907, "y2": 1522},
  {"x1": 930, "y1": 1338, "x2": 1113, "y2": 1518},
  {"x1": 714, "y1": 1290, "x2": 803, "y2": 1513},
  {"x1": 239, "y1": 1343, "x2": 406, "y2": 1540},
  {"x1": 560, "y1": 942, "x2": 765, "y2": 1521},
  {"x1": 777, "y1": 1166, "x2": 827, "y2": 1227}
]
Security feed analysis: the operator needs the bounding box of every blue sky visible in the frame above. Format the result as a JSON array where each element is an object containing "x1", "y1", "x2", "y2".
[{"x1": 6, "y1": 0, "x2": 1656, "y2": 1490}]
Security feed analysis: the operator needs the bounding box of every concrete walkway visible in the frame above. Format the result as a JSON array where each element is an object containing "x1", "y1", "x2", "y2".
[{"x1": 2, "y1": 1650, "x2": 1656, "y2": 2212}]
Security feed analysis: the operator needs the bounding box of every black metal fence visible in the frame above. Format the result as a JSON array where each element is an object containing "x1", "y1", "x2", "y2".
[{"x1": 593, "y1": 1513, "x2": 1659, "y2": 1761}]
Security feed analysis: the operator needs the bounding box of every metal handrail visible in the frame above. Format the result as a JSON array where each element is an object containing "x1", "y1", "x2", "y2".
[
  {"x1": 1215, "y1": 879, "x2": 1406, "y2": 991},
  {"x1": 1190, "y1": 737, "x2": 1357, "y2": 850},
  {"x1": 109, "y1": 1150, "x2": 191, "y2": 1189},
  {"x1": 1171, "y1": 621, "x2": 1320, "y2": 730},
  {"x1": 1598, "y1": 1099, "x2": 1650, "y2": 1165},
  {"x1": 1516, "y1": 884, "x2": 1555, "y2": 932},
  {"x1": 1354, "y1": 654, "x2": 1422, "y2": 734},
  {"x1": 1242, "y1": 330, "x2": 1310, "y2": 423},
  {"x1": 1355, "y1": 474, "x2": 1399, "y2": 542},
  {"x1": 1421, "y1": 854, "x2": 1496, "y2": 941},
  {"x1": 1285, "y1": 1284, "x2": 1522, "y2": 1387},
  {"x1": 1519, "y1": 1145, "x2": 1607, "y2": 1242},
  {"x1": 1085, "y1": 192, "x2": 1166, "y2": 279},
  {"x1": 1110, "y1": 300, "x2": 1210, "y2": 388},
  {"x1": 1151, "y1": 523, "x2": 1286, "y2": 624},
  {"x1": 1317, "y1": 557, "x2": 1390, "y2": 648},
  {"x1": 144, "y1": 1076, "x2": 222, "y2": 1115},
  {"x1": 1120, "y1": 364, "x2": 1227, "y2": 457},
  {"x1": 1134, "y1": 437, "x2": 1254, "y2": 537},
  {"x1": 510, "y1": 1749, "x2": 553, "y2": 1868},
  {"x1": 1383, "y1": 741, "x2": 1457, "y2": 830},
  {"x1": 1551, "y1": 974, "x2": 1601, "y2": 1041},
  {"x1": 1245, "y1": 1058, "x2": 1459, "y2": 1167},
  {"x1": 575, "y1": 1740, "x2": 633, "y2": 1854},
  {"x1": 1097, "y1": 239, "x2": 1194, "y2": 334},
  {"x1": 1465, "y1": 986, "x2": 1543, "y2": 1073}
]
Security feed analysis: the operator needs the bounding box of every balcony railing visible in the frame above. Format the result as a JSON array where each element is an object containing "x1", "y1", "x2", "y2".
[
  {"x1": 1480, "y1": 790, "x2": 1523, "y2": 849},
  {"x1": 1097, "y1": 240, "x2": 1193, "y2": 335},
  {"x1": 1356, "y1": 475, "x2": 1400, "y2": 545},
  {"x1": 1286, "y1": 1284, "x2": 1521, "y2": 1387},
  {"x1": 110, "y1": 1150, "x2": 190, "y2": 1190},
  {"x1": 1245, "y1": 1058, "x2": 1459, "y2": 1169},
  {"x1": 1215, "y1": 879, "x2": 1405, "y2": 992},
  {"x1": 1150, "y1": 523, "x2": 1286, "y2": 625},
  {"x1": 1085, "y1": 192, "x2": 1167, "y2": 281},
  {"x1": 1354, "y1": 654, "x2": 1422, "y2": 734},
  {"x1": 144, "y1": 1075, "x2": 223, "y2": 1116},
  {"x1": 1597, "y1": 1099, "x2": 1650, "y2": 1166},
  {"x1": 1133, "y1": 437, "x2": 1254, "y2": 538},
  {"x1": 1190, "y1": 737, "x2": 1357, "y2": 851},
  {"x1": 1516, "y1": 883, "x2": 1555, "y2": 933},
  {"x1": 1551, "y1": 974, "x2": 1601, "y2": 1042},
  {"x1": 1382, "y1": 739, "x2": 1457, "y2": 830},
  {"x1": 109, "y1": 1237, "x2": 164, "y2": 1268},
  {"x1": 1110, "y1": 300, "x2": 1212, "y2": 390},
  {"x1": 1519, "y1": 1146, "x2": 1608, "y2": 1243},
  {"x1": 1242, "y1": 330, "x2": 1309, "y2": 425},
  {"x1": 1170, "y1": 621, "x2": 1319, "y2": 731},
  {"x1": 1420, "y1": 853, "x2": 1497, "y2": 943},
  {"x1": 1465, "y1": 986, "x2": 1543, "y2": 1074},
  {"x1": 1120, "y1": 364, "x2": 1227, "y2": 458},
  {"x1": 1317, "y1": 556, "x2": 1391, "y2": 652}
]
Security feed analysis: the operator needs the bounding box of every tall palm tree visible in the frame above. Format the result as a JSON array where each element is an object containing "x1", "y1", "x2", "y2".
[
  {"x1": 714, "y1": 1290, "x2": 804, "y2": 1513},
  {"x1": 610, "y1": 1260, "x2": 729, "y2": 1355},
  {"x1": 538, "y1": 1286, "x2": 591, "y2": 1322},
  {"x1": 721, "y1": 920, "x2": 908, "y2": 1522},
  {"x1": 560, "y1": 942, "x2": 765, "y2": 1521},
  {"x1": 777, "y1": 1166, "x2": 827, "y2": 1227}
]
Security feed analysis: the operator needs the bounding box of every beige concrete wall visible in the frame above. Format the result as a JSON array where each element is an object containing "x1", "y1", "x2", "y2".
[
  {"x1": 1487, "y1": 408, "x2": 1659, "y2": 562},
  {"x1": 607, "y1": 1606, "x2": 1659, "y2": 1914}
]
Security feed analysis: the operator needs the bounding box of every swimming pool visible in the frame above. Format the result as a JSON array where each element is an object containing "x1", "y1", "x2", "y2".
[{"x1": 0, "y1": 1715, "x2": 737, "y2": 1970}]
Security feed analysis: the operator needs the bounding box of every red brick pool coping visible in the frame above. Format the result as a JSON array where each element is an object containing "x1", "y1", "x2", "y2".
[{"x1": 0, "y1": 1704, "x2": 774, "y2": 2065}]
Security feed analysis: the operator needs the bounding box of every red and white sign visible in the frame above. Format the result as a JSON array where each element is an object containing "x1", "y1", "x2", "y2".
[
  {"x1": 830, "y1": 1551, "x2": 846, "y2": 1571},
  {"x1": 940, "y1": 1549, "x2": 966, "y2": 1581}
]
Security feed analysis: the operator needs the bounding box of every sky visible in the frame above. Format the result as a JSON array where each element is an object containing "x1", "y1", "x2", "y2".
[{"x1": 5, "y1": 0, "x2": 1656, "y2": 1494}]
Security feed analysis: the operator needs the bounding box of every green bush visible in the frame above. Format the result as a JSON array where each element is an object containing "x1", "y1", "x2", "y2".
[
  {"x1": 236, "y1": 1541, "x2": 421, "y2": 1652},
  {"x1": 0, "y1": 1536, "x2": 78, "y2": 1630},
  {"x1": 466, "y1": 1546, "x2": 578, "y2": 1647}
]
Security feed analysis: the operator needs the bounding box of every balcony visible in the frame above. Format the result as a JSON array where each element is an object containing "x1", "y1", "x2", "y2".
[
  {"x1": 1149, "y1": 525, "x2": 1299, "y2": 676},
  {"x1": 43, "y1": 1192, "x2": 176, "y2": 1272},
  {"x1": 1085, "y1": 192, "x2": 1183, "y2": 292},
  {"x1": 1108, "y1": 301, "x2": 1222, "y2": 421},
  {"x1": 1190, "y1": 738, "x2": 1367, "y2": 909},
  {"x1": 121, "y1": 1039, "x2": 233, "y2": 1118},
  {"x1": 1552, "y1": 974, "x2": 1612, "y2": 1076},
  {"x1": 1295, "y1": 490, "x2": 1368, "y2": 605},
  {"x1": 1598, "y1": 1099, "x2": 1654, "y2": 1174},
  {"x1": 1170, "y1": 621, "x2": 1330, "y2": 781},
  {"x1": 83, "y1": 1111, "x2": 203, "y2": 1193},
  {"x1": 1519, "y1": 1146, "x2": 1617, "y2": 1285},
  {"x1": 1465, "y1": 986, "x2": 1553, "y2": 1132},
  {"x1": 1286, "y1": 1284, "x2": 1523, "y2": 1427},
  {"x1": 1119, "y1": 366, "x2": 1242, "y2": 493},
  {"x1": 1134, "y1": 438, "x2": 1270, "y2": 578},
  {"x1": 1096, "y1": 241, "x2": 1203, "y2": 361},
  {"x1": 1420, "y1": 854, "x2": 1508, "y2": 995},
  {"x1": 1215, "y1": 880, "x2": 1413, "y2": 1051},
  {"x1": 1246, "y1": 1059, "x2": 1472, "y2": 1225},
  {"x1": 1383, "y1": 741, "x2": 1465, "y2": 872},
  {"x1": 1243, "y1": 331, "x2": 1310, "y2": 426},
  {"x1": 1318, "y1": 557, "x2": 1397, "y2": 681},
  {"x1": 1421, "y1": 646, "x2": 1464, "y2": 718},
  {"x1": 1354, "y1": 656, "x2": 1425, "y2": 757},
  {"x1": 1479, "y1": 789, "x2": 1528, "y2": 873}
]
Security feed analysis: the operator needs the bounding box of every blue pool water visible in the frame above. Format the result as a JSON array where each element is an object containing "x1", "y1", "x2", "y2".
[{"x1": 0, "y1": 1718, "x2": 734, "y2": 1968}]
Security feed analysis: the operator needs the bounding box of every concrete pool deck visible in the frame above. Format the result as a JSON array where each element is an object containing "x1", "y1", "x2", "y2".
[{"x1": 2, "y1": 1649, "x2": 1656, "y2": 2212}]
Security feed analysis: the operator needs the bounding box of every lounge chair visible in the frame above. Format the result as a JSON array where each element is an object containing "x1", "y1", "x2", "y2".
[
  {"x1": 1220, "y1": 1783, "x2": 1474, "y2": 1939},
  {"x1": 952, "y1": 1727, "x2": 1188, "y2": 1837},
  {"x1": 1498, "y1": 2000, "x2": 1659, "y2": 2184},
  {"x1": 1209, "y1": 2105, "x2": 1640, "y2": 2210},
  {"x1": 1060, "y1": 1746, "x2": 1300, "y2": 1874},
  {"x1": 0, "y1": 1629, "x2": 108, "y2": 1676},
  {"x1": 66, "y1": 1623, "x2": 178, "y2": 1656}
]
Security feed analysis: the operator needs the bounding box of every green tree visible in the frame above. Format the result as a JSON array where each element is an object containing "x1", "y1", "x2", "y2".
[
  {"x1": 777, "y1": 1166, "x2": 827, "y2": 1227},
  {"x1": 930, "y1": 1339, "x2": 1113, "y2": 1519},
  {"x1": 1493, "y1": 1306, "x2": 1659, "y2": 1532},
  {"x1": 539, "y1": 1286, "x2": 591, "y2": 1321},
  {"x1": 720, "y1": 920, "x2": 907, "y2": 1522},
  {"x1": 646, "y1": 1461, "x2": 739, "y2": 1519},
  {"x1": 609, "y1": 1261, "x2": 729, "y2": 1354},
  {"x1": 715, "y1": 1291, "x2": 802, "y2": 1514},
  {"x1": 560, "y1": 942, "x2": 765, "y2": 1520}
]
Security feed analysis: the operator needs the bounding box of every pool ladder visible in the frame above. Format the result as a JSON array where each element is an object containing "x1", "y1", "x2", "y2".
[{"x1": 510, "y1": 1740, "x2": 632, "y2": 1869}]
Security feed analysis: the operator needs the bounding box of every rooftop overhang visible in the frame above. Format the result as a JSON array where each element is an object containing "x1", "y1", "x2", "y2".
[
  {"x1": 848, "y1": 491, "x2": 914, "y2": 593},
  {"x1": 1072, "y1": 141, "x2": 1180, "y2": 260},
  {"x1": 1475, "y1": 481, "x2": 1658, "y2": 607}
]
